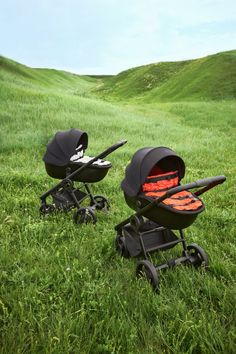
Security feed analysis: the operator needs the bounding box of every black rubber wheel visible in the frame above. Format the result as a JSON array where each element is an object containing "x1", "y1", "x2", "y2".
[
  {"x1": 40, "y1": 204, "x2": 55, "y2": 215},
  {"x1": 187, "y1": 243, "x2": 209, "y2": 268},
  {"x1": 91, "y1": 195, "x2": 110, "y2": 211},
  {"x1": 136, "y1": 260, "x2": 159, "y2": 292},
  {"x1": 115, "y1": 234, "x2": 130, "y2": 258},
  {"x1": 73, "y1": 207, "x2": 97, "y2": 225}
]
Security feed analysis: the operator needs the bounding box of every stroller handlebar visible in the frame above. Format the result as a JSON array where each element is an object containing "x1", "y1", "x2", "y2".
[
  {"x1": 191, "y1": 175, "x2": 226, "y2": 188},
  {"x1": 97, "y1": 140, "x2": 127, "y2": 160},
  {"x1": 155, "y1": 175, "x2": 226, "y2": 203},
  {"x1": 104, "y1": 140, "x2": 127, "y2": 154}
]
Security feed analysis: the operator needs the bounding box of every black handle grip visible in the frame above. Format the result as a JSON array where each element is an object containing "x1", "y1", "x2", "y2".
[
  {"x1": 191, "y1": 175, "x2": 226, "y2": 188},
  {"x1": 194, "y1": 175, "x2": 226, "y2": 196},
  {"x1": 99, "y1": 140, "x2": 127, "y2": 159},
  {"x1": 109, "y1": 140, "x2": 127, "y2": 151}
]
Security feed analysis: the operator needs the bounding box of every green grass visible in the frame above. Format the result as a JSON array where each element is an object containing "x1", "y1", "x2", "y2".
[
  {"x1": 96, "y1": 50, "x2": 236, "y2": 102},
  {"x1": 0, "y1": 56, "x2": 97, "y2": 97},
  {"x1": 95, "y1": 60, "x2": 190, "y2": 99},
  {"x1": 0, "y1": 55, "x2": 236, "y2": 353}
]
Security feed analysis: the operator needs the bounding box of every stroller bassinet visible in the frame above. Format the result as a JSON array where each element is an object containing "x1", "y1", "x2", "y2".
[
  {"x1": 40, "y1": 128, "x2": 126, "y2": 225},
  {"x1": 122, "y1": 147, "x2": 205, "y2": 229},
  {"x1": 115, "y1": 146, "x2": 226, "y2": 292},
  {"x1": 43, "y1": 129, "x2": 111, "y2": 182}
]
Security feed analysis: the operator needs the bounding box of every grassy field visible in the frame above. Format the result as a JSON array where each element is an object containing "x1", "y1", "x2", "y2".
[{"x1": 0, "y1": 56, "x2": 236, "y2": 353}]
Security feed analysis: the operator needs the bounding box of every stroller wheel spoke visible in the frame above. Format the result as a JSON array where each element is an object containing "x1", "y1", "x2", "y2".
[{"x1": 136, "y1": 260, "x2": 159, "y2": 293}]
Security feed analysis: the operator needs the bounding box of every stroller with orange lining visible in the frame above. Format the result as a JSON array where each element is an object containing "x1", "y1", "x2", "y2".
[{"x1": 115, "y1": 146, "x2": 226, "y2": 292}]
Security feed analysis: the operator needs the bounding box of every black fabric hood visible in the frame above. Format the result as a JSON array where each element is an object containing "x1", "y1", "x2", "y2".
[
  {"x1": 121, "y1": 147, "x2": 185, "y2": 197},
  {"x1": 43, "y1": 129, "x2": 88, "y2": 167}
]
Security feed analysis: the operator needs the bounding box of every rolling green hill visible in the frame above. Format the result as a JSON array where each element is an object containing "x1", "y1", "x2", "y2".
[
  {"x1": 2, "y1": 50, "x2": 236, "y2": 102},
  {"x1": 0, "y1": 56, "x2": 98, "y2": 97},
  {"x1": 95, "y1": 60, "x2": 190, "y2": 99},
  {"x1": 96, "y1": 50, "x2": 236, "y2": 101}
]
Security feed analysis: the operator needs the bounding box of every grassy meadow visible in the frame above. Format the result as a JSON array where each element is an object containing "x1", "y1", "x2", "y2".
[{"x1": 0, "y1": 54, "x2": 236, "y2": 353}]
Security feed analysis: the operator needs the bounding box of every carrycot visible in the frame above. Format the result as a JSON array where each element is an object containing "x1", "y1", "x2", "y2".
[
  {"x1": 43, "y1": 128, "x2": 111, "y2": 182},
  {"x1": 121, "y1": 146, "x2": 204, "y2": 229}
]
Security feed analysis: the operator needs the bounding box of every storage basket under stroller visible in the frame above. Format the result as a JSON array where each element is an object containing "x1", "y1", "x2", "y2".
[
  {"x1": 115, "y1": 146, "x2": 226, "y2": 292},
  {"x1": 40, "y1": 128, "x2": 126, "y2": 224}
]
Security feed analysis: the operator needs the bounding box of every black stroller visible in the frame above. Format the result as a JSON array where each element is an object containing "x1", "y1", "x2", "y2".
[
  {"x1": 40, "y1": 128, "x2": 126, "y2": 224},
  {"x1": 115, "y1": 146, "x2": 226, "y2": 291}
]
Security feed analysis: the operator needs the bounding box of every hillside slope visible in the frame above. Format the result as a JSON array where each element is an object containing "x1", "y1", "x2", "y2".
[
  {"x1": 96, "y1": 50, "x2": 236, "y2": 101},
  {"x1": 2, "y1": 51, "x2": 236, "y2": 102},
  {"x1": 95, "y1": 60, "x2": 190, "y2": 99},
  {"x1": 146, "y1": 50, "x2": 236, "y2": 101},
  {"x1": 0, "y1": 56, "x2": 97, "y2": 96}
]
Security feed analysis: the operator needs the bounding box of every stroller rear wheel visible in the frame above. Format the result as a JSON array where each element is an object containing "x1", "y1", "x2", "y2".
[
  {"x1": 187, "y1": 243, "x2": 209, "y2": 268},
  {"x1": 136, "y1": 260, "x2": 159, "y2": 292},
  {"x1": 74, "y1": 207, "x2": 97, "y2": 225}
]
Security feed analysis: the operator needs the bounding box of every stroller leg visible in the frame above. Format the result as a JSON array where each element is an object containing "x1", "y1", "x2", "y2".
[
  {"x1": 85, "y1": 183, "x2": 110, "y2": 211},
  {"x1": 70, "y1": 187, "x2": 82, "y2": 209},
  {"x1": 138, "y1": 233, "x2": 148, "y2": 260},
  {"x1": 71, "y1": 184, "x2": 97, "y2": 225},
  {"x1": 84, "y1": 183, "x2": 95, "y2": 205},
  {"x1": 179, "y1": 229, "x2": 188, "y2": 255}
]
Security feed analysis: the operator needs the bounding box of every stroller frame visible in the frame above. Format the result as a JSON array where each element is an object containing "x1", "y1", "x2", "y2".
[
  {"x1": 40, "y1": 140, "x2": 127, "y2": 224},
  {"x1": 115, "y1": 175, "x2": 226, "y2": 292}
]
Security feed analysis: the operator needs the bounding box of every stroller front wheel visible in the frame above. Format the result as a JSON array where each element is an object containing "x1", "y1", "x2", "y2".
[
  {"x1": 187, "y1": 243, "x2": 209, "y2": 268},
  {"x1": 136, "y1": 260, "x2": 159, "y2": 292},
  {"x1": 74, "y1": 207, "x2": 97, "y2": 225},
  {"x1": 40, "y1": 204, "x2": 55, "y2": 215}
]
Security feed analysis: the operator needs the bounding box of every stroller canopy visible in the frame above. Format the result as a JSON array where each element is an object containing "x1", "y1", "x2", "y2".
[
  {"x1": 43, "y1": 129, "x2": 88, "y2": 167},
  {"x1": 121, "y1": 147, "x2": 185, "y2": 197}
]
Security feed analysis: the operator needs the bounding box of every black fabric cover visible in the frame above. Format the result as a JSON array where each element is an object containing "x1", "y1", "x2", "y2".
[
  {"x1": 121, "y1": 147, "x2": 185, "y2": 197},
  {"x1": 43, "y1": 129, "x2": 88, "y2": 167}
]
